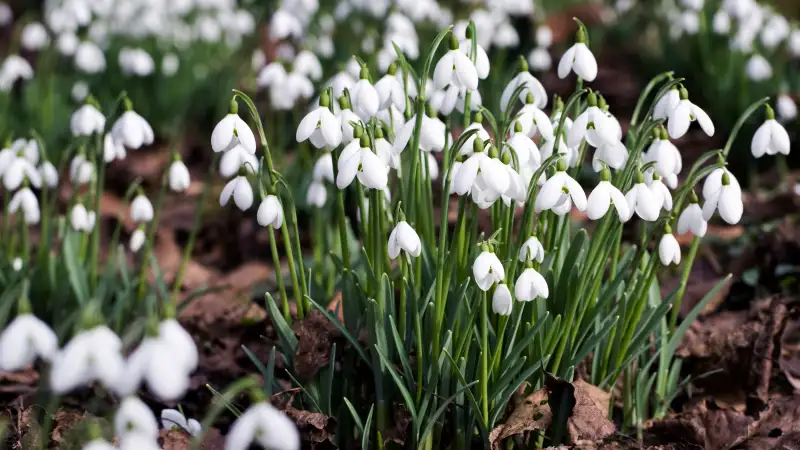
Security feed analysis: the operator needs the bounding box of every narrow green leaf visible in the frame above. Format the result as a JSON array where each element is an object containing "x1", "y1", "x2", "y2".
[
  {"x1": 375, "y1": 346, "x2": 418, "y2": 423},
  {"x1": 343, "y1": 397, "x2": 365, "y2": 435},
  {"x1": 307, "y1": 296, "x2": 372, "y2": 369},
  {"x1": 264, "y1": 293, "x2": 298, "y2": 356}
]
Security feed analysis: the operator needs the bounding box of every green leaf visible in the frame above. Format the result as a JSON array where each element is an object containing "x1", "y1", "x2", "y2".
[
  {"x1": 489, "y1": 356, "x2": 550, "y2": 427},
  {"x1": 324, "y1": 343, "x2": 336, "y2": 415},
  {"x1": 241, "y1": 345, "x2": 270, "y2": 390},
  {"x1": 285, "y1": 369, "x2": 323, "y2": 413},
  {"x1": 63, "y1": 232, "x2": 90, "y2": 306},
  {"x1": 418, "y1": 381, "x2": 479, "y2": 444},
  {"x1": 362, "y1": 405, "x2": 375, "y2": 450},
  {"x1": 307, "y1": 296, "x2": 372, "y2": 369},
  {"x1": 343, "y1": 397, "x2": 364, "y2": 435},
  {"x1": 375, "y1": 346, "x2": 418, "y2": 423},
  {"x1": 388, "y1": 315, "x2": 415, "y2": 393},
  {"x1": 264, "y1": 293, "x2": 298, "y2": 357},
  {"x1": 444, "y1": 351, "x2": 487, "y2": 438}
]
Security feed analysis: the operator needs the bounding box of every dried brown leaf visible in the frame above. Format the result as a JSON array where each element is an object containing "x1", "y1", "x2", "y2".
[{"x1": 489, "y1": 387, "x2": 551, "y2": 449}]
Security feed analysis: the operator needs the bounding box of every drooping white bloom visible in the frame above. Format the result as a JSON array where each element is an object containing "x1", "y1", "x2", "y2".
[
  {"x1": 257, "y1": 195, "x2": 284, "y2": 229},
  {"x1": 592, "y1": 140, "x2": 628, "y2": 171},
  {"x1": 119, "y1": 48, "x2": 155, "y2": 77},
  {"x1": 702, "y1": 168, "x2": 741, "y2": 200},
  {"x1": 0, "y1": 2, "x2": 12, "y2": 26},
  {"x1": 702, "y1": 171, "x2": 743, "y2": 224},
  {"x1": 394, "y1": 113, "x2": 448, "y2": 154},
  {"x1": 21, "y1": 22, "x2": 50, "y2": 51},
  {"x1": 219, "y1": 145, "x2": 258, "y2": 178},
  {"x1": 514, "y1": 102, "x2": 554, "y2": 141},
  {"x1": 112, "y1": 110, "x2": 154, "y2": 150},
  {"x1": 293, "y1": 50, "x2": 323, "y2": 81},
  {"x1": 220, "y1": 176, "x2": 254, "y2": 211},
  {"x1": 536, "y1": 26, "x2": 553, "y2": 47},
  {"x1": 625, "y1": 181, "x2": 659, "y2": 221},
  {"x1": 296, "y1": 100, "x2": 343, "y2": 149},
  {"x1": 433, "y1": 38, "x2": 478, "y2": 91},
  {"x1": 515, "y1": 267, "x2": 549, "y2": 301},
  {"x1": 115, "y1": 396, "x2": 159, "y2": 439},
  {"x1": 745, "y1": 54, "x2": 773, "y2": 82},
  {"x1": 658, "y1": 233, "x2": 681, "y2": 266},
  {"x1": 472, "y1": 250, "x2": 505, "y2": 291},
  {"x1": 667, "y1": 89, "x2": 714, "y2": 139},
  {"x1": 568, "y1": 97, "x2": 617, "y2": 149},
  {"x1": 4, "y1": 156, "x2": 42, "y2": 190},
  {"x1": 677, "y1": 202, "x2": 707, "y2": 237},
  {"x1": 257, "y1": 62, "x2": 287, "y2": 89},
  {"x1": 306, "y1": 181, "x2": 327, "y2": 207},
  {"x1": 492, "y1": 284, "x2": 513, "y2": 316},
  {"x1": 74, "y1": 41, "x2": 106, "y2": 74},
  {"x1": 225, "y1": 402, "x2": 300, "y2": 450},
  {"x1": 50, "y1": 325, "x2": 124, "y2": 394},
  {"x1": 157, "y1": 318, "x2": 198, "y2": 372},
  {"x1": 557, "y1": 32, "x2": 597, "y2": 82},
  {"x1": 712, "y1": 10, "x2": 731, "y2": 34},
  {"x1": 0, "y1": 314, "x2": 58, "y2": 371},
  {"x1": 129, "y1": 228, "x2": 145, "y2": 252},
  {"x1": 388, "y1": 221, "x2": 422, "y2": 259},
  {"x1": 751, "y1": 106, "x2": 790, "y2": 157},
  {"x1": 454, "y1": 151, "x2": 511, "y2": 204},
  {"x1": 115, "y1": 337, "x2": 189, "y2": 401},
  {"x1": 130, "y1": 195, "x2": 154, "y2": 223},
  {"x1": 587, "y1": 178, "x2": 630, "y2": 221},
  {"x1": 500, "y1": 70, "x2": 547, "y2": 111},
  {"x1": 375, "y1": 70, "x2": 406, "y2": 111},
  {"x1": 534, "y1": 170, "x2": 587, "y2": 214},
  {"x1": 776, "y1": 94, "x2": 797, "y2": 123},
  {"x1": 336, "y1": 139, "x2": 389, "y2": 190},
  {"x1": 161, "y1": 409, "x2": 201, "y2": 436},
  {"x1": 9, "y1": 188, "x2": 40, "y2": 224},
  {"x1": 649, "y1": 176, "x2": 673, "y2": 212},
  {"x1": 211, "y1": 110, "x2": 257, "y2": 154},
  {"x1": 38, "y1": 161, "x2": 58, "y2": 188},
  {"x1": 653, "y1": 88, "x2": 681, "y2": 121},
  {"x1": 0, "y1": 55, "x2": 33, "y2": 91},
  {"x1": 519, "y1": 237, "x2": 545, "y2": 263},
  {"x1": 104, "y1": 134, "x2": 126, "y2": 163},
  {"x1": 528, "y1": 47, "x2": 552, "y2": 72},
  {"x1": 350, "y1": 75, "x2": 380, "y2": 121},
  {"x1": 162, "y1": 54, "x2": 180, "y2": 76},
  {"x1": 503, "y1": 133, "x2": 540, "y2": 169},
  {"x1": 71, "y1": 204, "x2": 92, "y2": 232},
  {"x1": 459, "y1": 39, "x2": 490, "y2": 79},
  {"x1": 168, "y1": 160, "x2": 191, "y2": 192},
  {"x1": 312, "y1": 153, "x2": 334, "y2": 183},
  {"x1": 645, "y1": 131, "x2": 682, "y2": 179}
]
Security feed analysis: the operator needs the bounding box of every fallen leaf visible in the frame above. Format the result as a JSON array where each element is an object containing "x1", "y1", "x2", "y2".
[
  {"x1": 285, "y1": 407, "x2": 336, "y2": 445},
  {"x1": 292, "y1": 310, "x2": 340, "y2": 379},
  {"x1": 646, "y1": 398, "x2": 752, "y2": 450},
  {"x1": 564, "y1": 380, "x2": 616, "y2": 443},
  {"x1": 489, "y1": 387, "x2": 551, "y2": 449},
  {"x1": 749, "y1": 298, "x2": 787, "y2": 403},
  {"x1": 50, "y1": 409, "x2": 86, "y2": 443}
]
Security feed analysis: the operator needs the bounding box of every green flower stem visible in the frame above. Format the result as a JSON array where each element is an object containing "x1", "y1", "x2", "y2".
[
  {"x1": 491, "y1": 314, "x2": 509, "y2": 376},
  {"x1": 20, "y1": 211, "x2": 29, "y2": 263},
  {"x1": 312, "y1": 210, "x2": 325, "y2": 289},
  {"x1": 2, "y1": 194, "x2": 9, "y2": 254},
  {"x1": 331, "y1": 147, "x2": 352, "y2": 273},
  {"x1": 617, "y1": 255, "x2": 661, "y2": 367},
  {"x1": 480, "y1": 289, "x2": 489, "y2": 428},
  {"x1": 90, "y1": 132, "x2": 105, "y2": 292},
  {"x1": 415, "y1": 300, "x2": 425, "y2": 404},
  {"x1": 171, "y1": 154, "x2": 217, "y2": 303},
  {"x1": 462, "y1": 91, "x2": 472, "y2": 130},
  {"x1": 280, "y1": 222, "x2": 304, "y2": 320},
  {"x1": 777, "y1": 154, "x2": 789, "y2": 189},
  {"x1": 399, "y1": 255, "x2": 408, "y2": 341},
  {"x1": 669, "y1": 236, "x2": 701, "y2": 332},
  {"x1": 136, "y1": 173, "x2": 168, "y2": 304},
  {"x1": 268, "y1": 226, "x2": 290, "y2": 322}
]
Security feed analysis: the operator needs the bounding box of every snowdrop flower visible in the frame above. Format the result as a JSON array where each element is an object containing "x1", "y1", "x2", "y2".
[
  {"x1": 162, "y1": 54, "x2": 180, "y2": 76},
  {"x1": 74, "y1": 42, "x2": 106, "y2": 74},
  {"x1": 592, "y1": 140, "x2": 628, "y2": 171},
  {"x1": 4, "y1": 156, "x2": 42, "y2": 190},
  {"x1": 219, "y1": 145, "x2": 258, "y2": 178},
  {"x1": 211, "y1": 100, "x2": 257, "y2": 154},
  {"x1": 312, "y1": 153, "x2": 334, "y2": 183},
  {"x1": 293, "y1": 50, "x2": 322, "y2": 81},
  {"x1": 9, "y1": 188, "x2": 40, "y2": 224},
  {"x1": 71, "y1": 103, "x2": 106, "y2": 137},
  {"x1": 374, "y1": 130, "x2": 400, "y2": 170},
  {"x1": 658, "y1": 231, "x2": 681, "y2": 266},
  {"x1": 679, "y1": 11, "x2": 700, "y2": 35},
  {"x1": 119, "y1": 48, "x2": 155, "y2": 77},
  {"x1": 50, "y1": 325, "x2": 124, "y2": 394},
  {"x1": 503, "y1": 132, "x2": 539, "y2": 169},
  {"x1": 712, "y1": 10, "x2": 731, "y2": 34},
  {"x1": 112, "y1": 106, "x2": 154, "y2": 151},
  {"x1": 0, "y1": 312, "x2": 57, "y2": 371},
  {"x1": 536, "y1": 26, "x2": 553, "y2": 48},
  {"x1": 528, "y1": 48, "x2": 552, "y2": 72},
  {"x1": 751, "y1": 105, "x2": 790, "y2": 157},
  {"x1": 534, "y1": 163, "x2": 587, "y2": 214},
  {"x1": 515, "y1": 266, "x2": 549, "y2": 301},
  {"x1": 473, "y1": 247, "x2": 505, "y2": 291},
  {"x1": 514, "y1": 98, "x2": 554, "y2": 141},
  {"x1": 337, "y1": 98, "x2": 363, "y2": 144},
  {"x1": 226, "y1": 400, "x2": 300, "y2": 450},
  {"x1": 492, "y1": 284, "x2": 513, "y2": 316},
  {"x1": 702, "y1": 170, "x2": 743, "y2": 224},
  {"x1": 336, "y1": 136, "x2": 389, "y2": 190},
  {"x1": 388, "y1": 220, "x2": 422, "y2": 259},
  {"x1": 115, "y1": 396, "x2": 159, "y2": 439},
  {"x1": 130, "y1": 228, "x2": 145, "y2": 253},
  {"x1": 681, "y1": 0, "x2": 704, "y2": 10},
  {"x1": 745, "y1": 54, "x2": 772, "y2": 82},
  {"x1": 645, "y1": 128, "x2": 682, "y2": 179},
  {"x1": 667, "y1": 88, "x2": 714, "y2": 139},
  {"x1": 702, "y1": 168, "x2": 741, "y2": 200},
  {"x1": 375, "y1": 64, "x2": 406, "y2": 111},
  {"x1": 268, "y1": 9, "x2": 303, "y2": 40},
  {"x1": 71, "y1": 203, "x2": 94, "y2": 232},
  {"x1": 459, "y1": 39, "x2": 490, "y2": 79},
  {"x1": 433, "y1": 34, "x2": 478, "y2": 91},
  {"x1": 72, "y1": 81, "x2": 89, "y2": 102},
  {"x1": 776, "y1": 94, "x2": 797, "y2": 123},
  {"x1": 161, "y1": 409, "x2": 201, "y2": 436},
  {"x1": 625, "y1": 174, "x2": 659, "y2": 221},
  {"x1": 168, "y1": 159, "x2": 191, "y2": 193},
  {"x1": 0, "y1": 55, "x2": 33, "y2": 91},
  {"x1": 649, "y1": 174, "x2": 673, "y2": 212},
  {"x1": 38, "y1": 161, "x2": 58, "y2": 188},
  {"x1": 653, "y1": 88, "x2": 681, "y2": 121},
  {"x1": 519, "y1": 236, "x2": 545, "y2": 263},
  {"x1": 568, "y1": 92, "x2": 617, "y2": 148},
  {"x1": 296, "y1": 93, "x2": 342, "y2": 149},
  {"x1": 558, "y1": 27, "x2": 597, "y2": 82},
  {"x1": 130, "y1": 194, "x2": 154, "y2": 223},
  {"x1": 69, "y1": 154, "x2": 94, "y2": 185},
  {"x1": 454, "y1": 144, "x2": 510, "y2": 200},
  {"x1": 495, "y1": 21, "x2": 520, "y2": 48},
  {"x1": 0, "y1": 2, "x2": 11, "y2": 26},
  {"x1": 257, "y1": 62, "x2": 287, "y2": 89},
  {"x1": 677, "y1": 193, "x2": 707, "y2": 237},
  {"x1": 82, "y1": 439, "x2": 114, "y2": 450},
  {"x1": 257, "y1": 195, "x2": 283, "y2": 229},
  {"x1": 790, "y1": 30, "x2": 800, "y2": 57},
  {"x1": 220, "y1": 175, "x2": 254, "y2": 211},
  {"x1": 21, "y1": 22, "x2": 49, "y2": 51},
  {"x1": 587, "y1": 167, "x2": 630, "y2": 221},
  {"x1": 157, "y1": 318, "x2": 197, "y2": 372},
  {"x1": 306, "y1": 181, "x2": 327, "y2": 207},
  {"x1": 115, "y1": 336, "x2": 190, "y2": 401},
  {"x1": 500, "y1": 59, "x2": 547, "y2": 111},
  {"x1": 350, "y1": 68, "x2": 380, "y2": 121}
]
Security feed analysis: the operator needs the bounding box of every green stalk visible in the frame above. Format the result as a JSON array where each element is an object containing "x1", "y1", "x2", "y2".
[
  {"x1": 90, "y1": 133, "x2": 105, "y2": 292},
  {"x1": 480, "y1": 289, "x2": 489, "y2": 428},
  {"x1": 136, "y1": 175, "x2": 168, "y2": 303},
  {"x1": 331, "y1": 148, "x2": 352, "y2": 273},
  {"x1": 399, "y1": 255, "x2": 408, "y2": 341},
  {"x1": 268, "y1": 227, "x2": 290, "y2": 322},
  {"x1": 280, "y1": 222, "x2": 304, "y2": 320},
  {"x1": 669, "y1": 236, "x2": 701, "y2": 332}
]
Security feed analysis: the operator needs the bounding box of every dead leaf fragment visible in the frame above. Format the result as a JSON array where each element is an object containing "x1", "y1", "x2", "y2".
[
  {"x1": 292, "y1": 310, "x2": 340, "y2": 379},
  {"x1": 565, "y1": 380, "x2": 616, "y2": 443},
  {"x1": 489, "y1": 387, "x2": 551, "y2": 449}
]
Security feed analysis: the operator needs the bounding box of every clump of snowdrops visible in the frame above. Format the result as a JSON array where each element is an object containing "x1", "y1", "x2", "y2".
[
  {"x1": 217, "y1": 19, "x2": 788, "y2": 448},
  {"x1": 609, "y1": 0, "x2": 798, "y2": 184}
]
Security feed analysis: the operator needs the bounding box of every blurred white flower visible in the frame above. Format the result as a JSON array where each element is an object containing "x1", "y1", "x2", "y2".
[
  {"x1": 257, "y1": 195, "x2": 284, "y2": 229},
  {"x1": 745, "y1": 54, "x2": 773, "y2": 82},
  {"x1": 528, "y1": 47, "x2": 552, "y2": 72},
  {"x1": 658, "y1": 233, "x2": 681, "y2": 265},
  {"x1": 115, "y1": 396, "x2": 159, "y2": 440},
  {"x1": 220, "y1": 175, "x2": 254, "y2": 211},
  {"x1": 168, "y1": 160, "x2": 191, "y2": 192},
  {"x1": 119, "y1": 48, "x2": 155, "y2": 77},
  {"x1": 161, "y1": 409, "x2": 201, "y2": 436},
  {"x1": 71, "y1": 204, "x2": 96, "y2": 232},
  {"x1": 0, "y1": 314, "x2": 58, "y2": 371},
  {"x1": 162, "y1": 54, "x2": 180, "y2": 76},
  {"x1": 50, "y1": 325, "x2": 124, "y2": 394},
  {"x1": 777, "y1": 94, "x2": 797, "y2": 123},
  {"x1": 75, "y1": 42, "x2": 106, "y2": 74},
  {"x1": 130, "y1": 194, "x2": 154, "y2": 223},
  {"x1": 57, "y1": 32, "x2": 79, "y2": 55},
  {"x1": 293, "y1": 50, "x2": 322, "y2": 80},
  {"x1": 0, "y1": 2, "x2": 12, "y2": 26},
  {"x1": 225, "y1": 402, "x2": 300, "y2": 450},
  {"x1": 536, "y1": 26, "x2": 553, "y2": 48},
  {"x1": 72, "y1": 81, "x2": 89, "y2": 102},
  {"x1": 306, "y1": 181, "x2": 327, "y2": 207},
  {"x1": 103, "y1": 134, "x2": 126, "y2": 163},
  {"x1": 21, "y1": 22, "x2": 50, "y2": 51},
  {"x1": 70, "y1": 154, "x2": 95, "y2": 185},
  {"x1": 492, "y1": 284, "x2": 513, "y2": 316},
  {"x1": 9, "y1": 188, "x2": 40, "y2": 224},
  {"x1": 112, "y1": 110, "x2": 154, "y2": 150},
  {"x1": 38, "y1": 161, "x2": 59, "y2": 188},
  {"x1": 130, "y1": 227, "x2": 146, "y2": 252},
  {"x1": 0, "y1": 55, "x2": 34, "y2": 91},
  {"x1": 712, "y1": 10, "x2": 731, "y2": 34},
  {"x1": 71, "y1": 104, "x2": 106, "y2": 137}
]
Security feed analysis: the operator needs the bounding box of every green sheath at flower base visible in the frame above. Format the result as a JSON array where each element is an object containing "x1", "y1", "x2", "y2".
[
  {"x1": 525, "y1": 92, "x2": 535, "y2": 105},
  {"x1": 387, "y1": 62, "x2": 397, "y2": 76},
  {"x1": 598, "y1": 95, "x2": 608, "y2": 111},
  {"x1": 488, "y1": 144, "x2": 499, "y2": 159},
  {"x1": 518, "y1": 55, "x2": 528, "y2": 73},
  {"x1": 689, "y1": 189, "x2": 699, "y2": 204},
  {"x1": 474, "y1": 111, "x2": 483, "y2": 123},
  {"x1": 319, "y1": 92, "x2": 330, "y2": 108},
  {"x1": 359, "y1": 65, "x2": 369, "y2": 80},
  {"x1": 587, "y1": 91, "x2": 598, "y2": 107},
  {"x1": 679, "y1": 87, "x2": 689, "y2": 100},
  {"x1": 514, "y1": 121, "x2": 523, "y2": 134},
  {"x1": 556, "y1": 158, "x2": 567, "y2": 172},
  {"x1": 228, "y1": 97, "x2": 238, "y2": 115},
  {"x1": 375, "y1": 126, "x2": 384, "y2": 139},
  {"x1": 449, "y1": 32, "x2": 459, "y2": 50},
  {"x1": 635, "y1": 170, "x2": 644, "y2": 184},
  {"x1": 500, "y1": 151, "x2": 511, "y2": 165},
  {"x1": 722, "y1": 171, "x2": 730, "y2": 186},
  {"x1": 765, "y1": 104, "x2": 775, "y2": 121},
  {"x1": 426, "y1": 103, "x2": 436, "y2": 118},
  {"x1": 359, "y1": 134, "x2": 371, "y2": 149},
  {"x1": 354, "y1": 124, "x2": 364, "y2": 139},
  {"x1": 600, "y1": 166, "x2": 611, "y2": 182}
]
